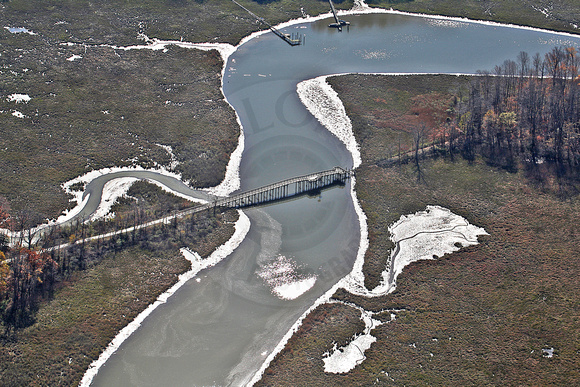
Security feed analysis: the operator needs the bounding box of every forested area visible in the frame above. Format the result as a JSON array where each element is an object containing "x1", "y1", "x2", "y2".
[
  {"x1": 450, "y1": 46, "x2": 580, "y2": 185},
  {"x1": 0, "y1": 184, "x2": 225, "y2": 337}
]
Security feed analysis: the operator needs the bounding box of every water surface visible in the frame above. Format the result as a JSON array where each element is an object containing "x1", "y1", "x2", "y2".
[{"x1": 92, "y1": 12, "x2": 580, "y2": 386}]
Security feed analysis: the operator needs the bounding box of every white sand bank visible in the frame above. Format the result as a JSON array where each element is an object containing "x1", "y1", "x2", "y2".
[
  {"x1": 323, "y1": 301, "x2": 388, "y2": 373},
  {"x1": 345, "y1": 206, "x2": 488, "y2": 298},
  {"x1": 6, "y1": 93, "x2": 31, "y2": 103},
  {"x1": 297, "y1": 77, "x2": 361, "y2": 168},
  {"x1": 79, "y1": 210, "x2": 250, "y2": 387},
  {"x1": 60, "y1": 166, "x2": 203, "y2": 224}
]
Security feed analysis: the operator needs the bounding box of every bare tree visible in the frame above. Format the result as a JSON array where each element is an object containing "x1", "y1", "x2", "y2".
[
  {"x1": 517, "y1": 51, "x2": 530, "y2": 77},
  {"x1": 413, "y1": 124, "x2": 427, "y2": 182}
]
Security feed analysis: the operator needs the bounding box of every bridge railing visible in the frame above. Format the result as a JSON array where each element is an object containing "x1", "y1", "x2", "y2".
[{"x1": 210, "y1": 166, "x2": 351, "y2": 210}]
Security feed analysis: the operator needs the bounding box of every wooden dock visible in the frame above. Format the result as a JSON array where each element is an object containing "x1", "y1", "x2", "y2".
[
  {"x1": 230, "y1": 0, "x2": 302, "y2": 46},
  {"x1": 328, "y1": 0, "x2": 350, "y2": 31},
  {"x1": 268, "y1": 26, "x2": 302, "y2": 46}
]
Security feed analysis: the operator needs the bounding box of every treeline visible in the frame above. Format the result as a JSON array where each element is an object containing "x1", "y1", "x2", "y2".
[
  {"x1": 0, "y1": 193, "x2": 228, "y2": 337},
  {"x1": 448, "y1": 46, "x2": 580, "y2": 179}
]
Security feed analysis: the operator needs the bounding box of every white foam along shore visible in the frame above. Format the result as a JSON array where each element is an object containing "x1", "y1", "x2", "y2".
[
  {"x1": 247, "y1": 267, "x2": 351, "y2": 386},
  {"x1": 297, "y1": 76, "x2": 361, "y2": 168},
  {"x1": 248, "y1": 203, "x2": 487, "y2": 382},
  {"x1": 79, "y1": 209, "x2": 250, "y2": 387},
  {"x1": 89, "y1": 36, "x2": 236, "y2": 63},
  {"x1": 345, "y1": 205, "x2": 489, "y2": 298},
  {"x1": 328, "y1": 0, "x2": 580, "y2": 38},
  {"x1": 296, "y1": 72, "x2": 491, "y2": 293},
  {"x1": 235, "y1": 0, "x2": 579, "y2": 42},
  {"x1": 85, "y1": 36, "x2": 244, "y2": 197},
  {"x1": 322, "y1": 300, "x2": 389, "y2": 374}
]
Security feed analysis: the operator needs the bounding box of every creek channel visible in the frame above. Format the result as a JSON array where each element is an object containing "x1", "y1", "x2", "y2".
[{"x1": 89, "y1": 12, "x2": 580, "y2": 386}]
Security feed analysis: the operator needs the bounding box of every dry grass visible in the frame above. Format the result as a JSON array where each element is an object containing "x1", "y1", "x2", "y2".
[
  {"x1": 0, "y1": 210, "x2": 238, "y2": 386},
  {"x1": 2, "y1": 0, "x2": 580, "y2": 384},
  {"x1": 371, "y1": 0, "x2": 580, "y2": 34},
  {"x1": 259, "y1": 74, "x2": 580, "y2": 386}
]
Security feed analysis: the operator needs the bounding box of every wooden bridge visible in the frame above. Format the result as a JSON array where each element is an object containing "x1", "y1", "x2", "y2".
[
  {"x1": 181, "y1": 167, "x2": 352, "y2": 217},
  {"x1": 213, "y1": 166, "x2": 351, "y2": 209},
  {"x1": 34, "y1": 167, "x2": 351, "y2": 253}
]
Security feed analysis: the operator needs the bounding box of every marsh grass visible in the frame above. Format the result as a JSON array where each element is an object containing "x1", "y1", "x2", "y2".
[
  {"x1": 372, "y1": 0, "x2": 580, "y2": 34},
  {"x1": 0, "y1": 42, "x2": 236, "y2": 219},
  {"x1": 0, "y1": 0, "x2": 354, "y2": 220},
  {"x1": 0, "y1": 0, "x2": 352, "y2": 46},
  {"x1": 0, "y1": 209, "x2": 238, "y2": 386},
  {"x1": 2, "y1": 0, "x2": 580, "y2": 384},
  {"x1": 259, "y1": 74, "x2": 580, "y2": 386},
  {"x1": 0, "y1": 1, "x2": 353, "y2": 384}
]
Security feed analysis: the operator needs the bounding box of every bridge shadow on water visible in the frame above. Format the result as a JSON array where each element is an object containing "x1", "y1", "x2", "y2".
[
  {"x1": 213, "y1": 167, "x2": 352, "y2": 211},
  {"x1": 234, "y1": 179, "x2": 349, "y2": 211}
]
